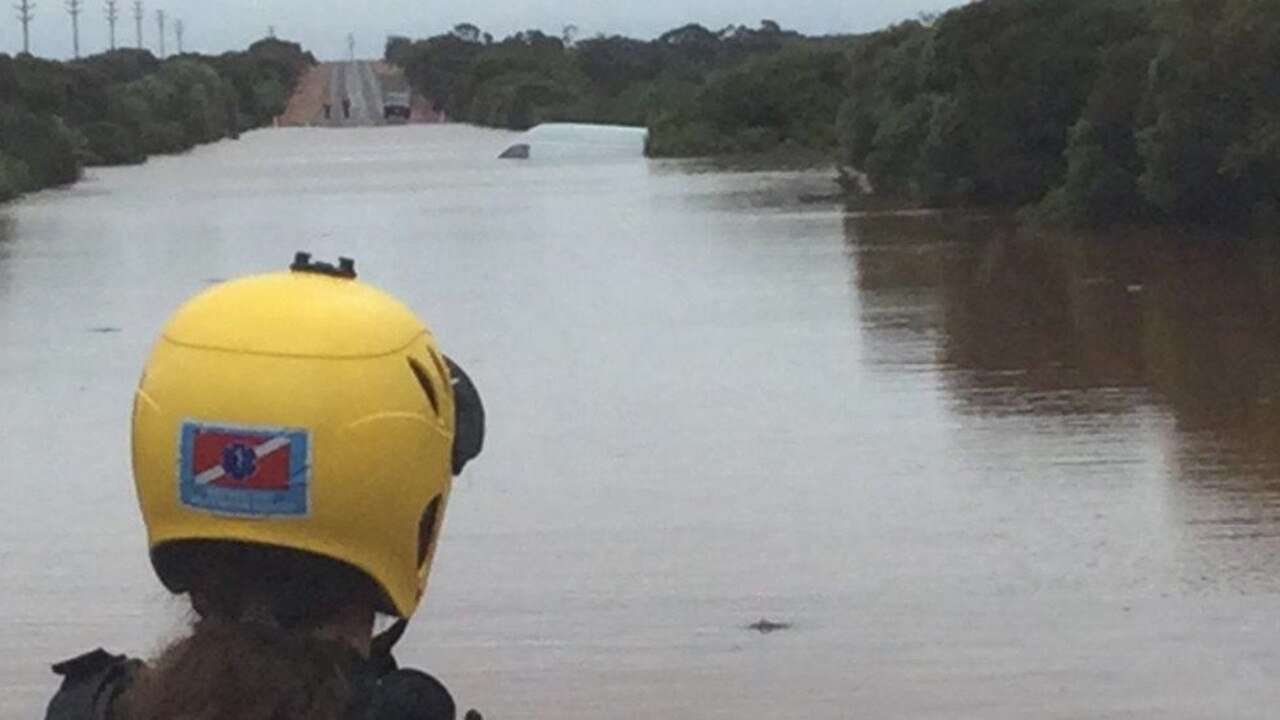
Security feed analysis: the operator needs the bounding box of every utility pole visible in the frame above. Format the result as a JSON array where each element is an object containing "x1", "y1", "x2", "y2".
[
  {"x1": 15, "y1": 0, "x2": 34, "y2": 55},
  {"x1": 173, "y1": 17, "x2": 181, "y2": 53},
  {"x1": 267, "y1": 24, "x2": 275, "y2": 39},
  {"x1": 155, "y1": 7, "x2": 164, "y2": 58},
  {"x1": 131, "y1": 0, "x2": 142, "y2": 49},
  {"x1": 347, "y1": 32, "x2": 355, "y2": 61},
  {"x1": 66, "y1": 0, "x2": 81, "y2": 59},
  {"x1": 105, "y1": 0, "x2": 117, "y2": 50}
]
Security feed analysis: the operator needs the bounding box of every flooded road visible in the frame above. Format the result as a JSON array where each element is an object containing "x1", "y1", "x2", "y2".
[{"x1": 3, "y1": 126, "x2": 1280, "y2": 718}]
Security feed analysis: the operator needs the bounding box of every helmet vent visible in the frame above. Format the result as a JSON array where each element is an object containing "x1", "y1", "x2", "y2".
[
  {"x1": 407, "y1": 358, "x2": 441, "y2": 417},
  {"x1": 417, "y1": 495, "x2": 442, "y2": 568},
  {"x1": 428, "y1": 350, "x2": 450, "y2": 391}
]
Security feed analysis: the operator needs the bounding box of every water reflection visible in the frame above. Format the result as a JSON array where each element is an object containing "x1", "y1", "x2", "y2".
[
  {"x1": 846, "y1": 213, "x2": 1280, "y2": 589},
  {"x1": 6, "y1": 129, "x2": 1280, "y2": 715}
]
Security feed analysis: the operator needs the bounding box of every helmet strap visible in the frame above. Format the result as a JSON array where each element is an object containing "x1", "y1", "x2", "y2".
[{"x1": 369, "y1": 618, "x2": 410, "y2": 676}]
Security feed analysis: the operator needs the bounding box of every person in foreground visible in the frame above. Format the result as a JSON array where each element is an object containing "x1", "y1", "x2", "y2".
[{"x1": 44, "y1": 252, "x2": 486, "y2": 720}]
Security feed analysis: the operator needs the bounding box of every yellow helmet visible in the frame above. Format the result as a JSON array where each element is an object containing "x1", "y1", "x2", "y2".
[{"x1": 130, "y1": 253, "x2": 484, "y2": 618}]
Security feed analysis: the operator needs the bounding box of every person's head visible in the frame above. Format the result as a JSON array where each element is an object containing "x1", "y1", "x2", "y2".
[{"x1": 123, "y1": 253, "x2": 483, "y2": 720}]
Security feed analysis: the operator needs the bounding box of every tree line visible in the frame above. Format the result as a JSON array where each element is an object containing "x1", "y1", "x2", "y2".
[
  {"x1": 389, "y1": 0, "x2": 1278, "y2": 232},
  {"x1": 386, "y1": 21, "x2": 849, "y2": 162},
  {"x1": 0, "y1": 38, "x2": 313, "y2": 202}
]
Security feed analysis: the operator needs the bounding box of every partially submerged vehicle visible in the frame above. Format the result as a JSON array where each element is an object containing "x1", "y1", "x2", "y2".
[{"x1": 498, "y1": 123, "x2": 648, "y2": 160}]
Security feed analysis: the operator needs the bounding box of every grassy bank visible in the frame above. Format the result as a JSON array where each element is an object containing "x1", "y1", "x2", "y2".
[
  {"x1": 0, "y1": 38, "x2": 313, "y2": 203},
  {"x1": 389, "y1": 0, "x2": 1278, "y2": 233}
]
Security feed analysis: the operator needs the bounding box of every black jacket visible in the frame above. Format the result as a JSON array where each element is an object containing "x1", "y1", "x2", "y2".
[
  {"x1": 43, "y1": 647, "x2": 465, "y2": 720},
  {"x1": 43, "y1": 650, "x2": 140, "y2": 720}
]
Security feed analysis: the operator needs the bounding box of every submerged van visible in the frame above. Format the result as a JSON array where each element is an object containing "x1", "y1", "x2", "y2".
[{"x1": 499, "y1": 123, "x2": 648, "y2": 160}]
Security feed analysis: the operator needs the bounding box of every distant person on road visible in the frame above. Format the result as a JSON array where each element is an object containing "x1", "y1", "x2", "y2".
[
  {"x1": 342, "y1": 96, "x2": 352, "y2": 120},
  {"x1": 40, "y1": 253, "x2": 487, "y2": 720}
]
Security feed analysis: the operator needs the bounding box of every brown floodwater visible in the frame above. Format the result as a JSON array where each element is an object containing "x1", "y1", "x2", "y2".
[{"x1": 3, "y1": 126, "x2": 1280, "y2": 719}]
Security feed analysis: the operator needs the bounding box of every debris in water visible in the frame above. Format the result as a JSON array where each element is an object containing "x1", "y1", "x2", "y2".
[{"x1": 747, "y1": 618, "x2": 792, "y2": 634}]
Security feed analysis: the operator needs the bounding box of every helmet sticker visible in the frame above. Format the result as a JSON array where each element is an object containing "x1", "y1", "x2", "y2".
[{"x1": 178, "y1": 420, "x2": 311, "y2": 517}]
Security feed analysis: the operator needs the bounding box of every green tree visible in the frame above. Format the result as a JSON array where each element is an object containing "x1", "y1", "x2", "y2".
[
  {"x1": 0, "y1": 152, "x2": 30, "y2": 201},
  {"x1": 575, "y1": 37, "x2": 661, "y2": 97},
  {"x1": 692, "y1": 47, "x2": 848, "y2": 154},
  {"x1": 656, "y1": 24, "x2": 721, "y2": 66},
  {"x1": 400, "y1": 34, "x2": 484, "y2": 118},
  {"x1": 0, "y1": 108, "x2": 82, "y2": 188},
  {"x1": 1139, "y1": 0, "x2": 1280, "y2": 228},
  {"x1": 1037, "y1": 35, "x2": 1158, "y2": 225}
]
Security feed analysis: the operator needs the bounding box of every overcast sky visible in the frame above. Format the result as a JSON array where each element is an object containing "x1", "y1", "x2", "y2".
[{"x1": 5, "y1": 0, "x2": 969, "y2": 61}]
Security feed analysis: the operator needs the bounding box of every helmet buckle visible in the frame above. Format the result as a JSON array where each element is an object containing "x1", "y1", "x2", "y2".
[{"x1": 290, "y1": 251, "x2": 357, "y2": 279}]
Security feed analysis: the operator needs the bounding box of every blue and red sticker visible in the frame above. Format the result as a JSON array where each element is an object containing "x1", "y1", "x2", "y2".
[{"x1": 178, "y1": 420, "x2": 311, "y2": 517}]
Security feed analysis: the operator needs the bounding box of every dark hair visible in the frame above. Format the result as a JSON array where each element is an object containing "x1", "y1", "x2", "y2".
[{"x1": 122, "y1": 541, "x2": 382, "y2": 720}]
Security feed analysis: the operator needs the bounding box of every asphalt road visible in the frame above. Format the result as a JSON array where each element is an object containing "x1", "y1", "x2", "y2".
[
  {"x1": 279, "y1": 60, "x2": 439, "y2": 126},
  {"x1": 326, "y1": 61, "x2": 385, "y2": 126}
]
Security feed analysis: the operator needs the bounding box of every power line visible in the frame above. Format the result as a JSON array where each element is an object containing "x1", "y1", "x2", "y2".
[
  {"x1": 15, "y1": 0, "x2": 34, "y2": 55},
  {"x1": 155, "y1": 7, "x2": 164, "y2": 58},
  {"x1": 131, "y1": 0, "x2": 142, "y2": 49},
  {"x1": 105, "y1": 0, "x2": 118, "y2": 50},
  {"x1": 66, "y1": 0, "x2": 81, "y2": 59}
]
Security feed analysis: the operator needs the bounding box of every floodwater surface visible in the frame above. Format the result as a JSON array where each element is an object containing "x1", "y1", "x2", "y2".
[{"x1": 3, "y1": 126, "x2": 1280, "y2": 718}]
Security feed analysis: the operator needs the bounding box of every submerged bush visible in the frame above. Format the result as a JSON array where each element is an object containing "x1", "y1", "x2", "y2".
[
  {"x1": 0, "y1": 151, "x2": 29, "y2": 201},
  {"x1": 0, "y1": 107, "x2": 82, "y2": 189},
  {"x1": 80, "y1": 121, "x2": 144, "y2": 165}
]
